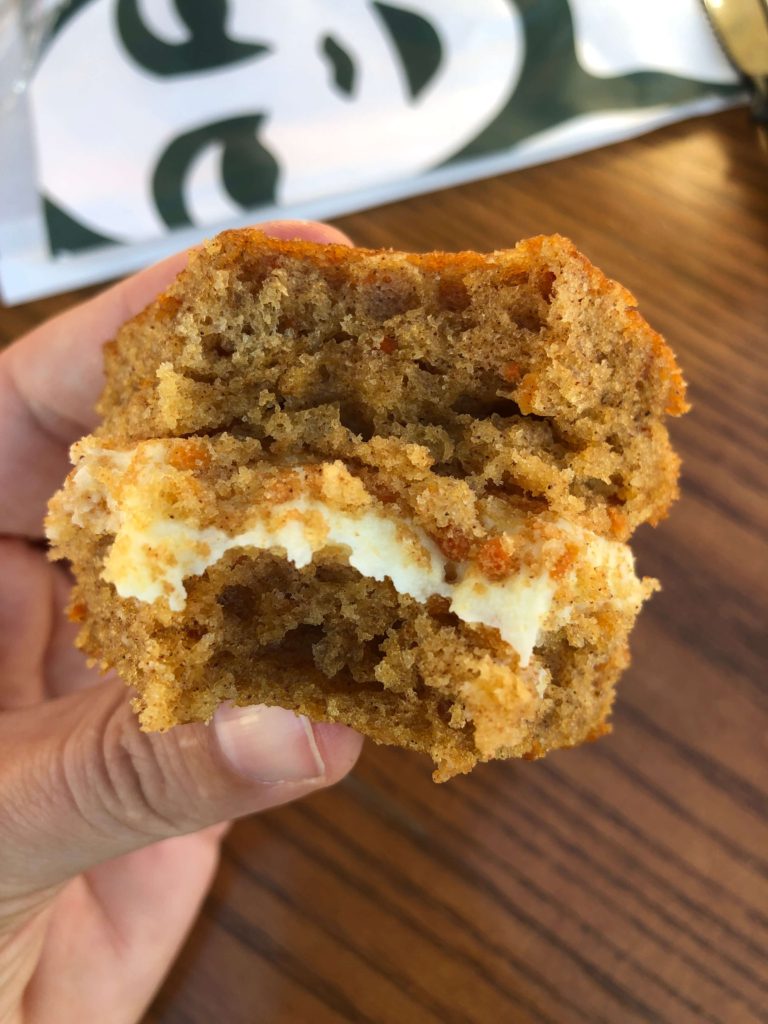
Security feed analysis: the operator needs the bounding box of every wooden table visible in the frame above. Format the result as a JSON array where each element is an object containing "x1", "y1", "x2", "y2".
[{"x1": 2, "y1": 108, "x2": 766, "y2": 1023}]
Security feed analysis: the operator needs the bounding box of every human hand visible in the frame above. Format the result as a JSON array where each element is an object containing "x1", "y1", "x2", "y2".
[{"x1": 0, "y1": 221, "x2": 363, "y2": 1023}]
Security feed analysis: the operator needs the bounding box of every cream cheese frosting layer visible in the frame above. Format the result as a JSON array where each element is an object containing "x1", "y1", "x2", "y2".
[{"x1": 56, "y1": 443, "x2": 647, "y2": 668}]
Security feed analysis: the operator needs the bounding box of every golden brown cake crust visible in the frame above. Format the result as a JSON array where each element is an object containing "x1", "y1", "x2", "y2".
[
  {"x1": 98, "y1": 230, "x2": 687, "y2": 538},
  {"x1": 47, "y1": 231, "x2": 687, "y2": 780}
]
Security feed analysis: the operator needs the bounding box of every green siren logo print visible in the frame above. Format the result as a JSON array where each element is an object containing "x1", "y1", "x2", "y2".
[
  {"x1": 31, "y1": 0, "x2": 737, "y2": 254},
  {"x1": 33, "y1": 0, "x2": 522, "y2": 250}
]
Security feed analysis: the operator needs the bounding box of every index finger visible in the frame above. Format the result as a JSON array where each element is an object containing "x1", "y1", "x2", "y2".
[{"x1": 0, "y1": 221, "x2": 352, "y2": 537}]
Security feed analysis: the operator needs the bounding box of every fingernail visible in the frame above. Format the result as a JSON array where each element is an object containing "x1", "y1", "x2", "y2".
[
  {"x1": 259, "y1": 220, "x2": 352, "y2": 246},
  {"x1": 213, "y1": 703, "x2": 326, "y2": 785}
]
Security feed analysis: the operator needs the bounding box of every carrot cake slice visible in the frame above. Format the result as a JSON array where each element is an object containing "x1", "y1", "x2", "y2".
[{"x1": 47, "y1": 231, "x2": 687, "y2": 780}]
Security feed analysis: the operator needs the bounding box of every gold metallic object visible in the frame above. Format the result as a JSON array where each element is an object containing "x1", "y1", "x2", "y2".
[{"x1": 700, "y1": 0, "x2": 768, "y2": 118}]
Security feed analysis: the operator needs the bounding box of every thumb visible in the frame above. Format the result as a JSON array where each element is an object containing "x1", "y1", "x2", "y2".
[{"x1": 0, "y1": 679, "x2": 362, "y2": 900}]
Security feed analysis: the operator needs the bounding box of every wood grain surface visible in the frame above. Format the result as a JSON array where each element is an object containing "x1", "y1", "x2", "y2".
[{"x1": 1, "y1": 108, "x2": 766, "y2": 1024}]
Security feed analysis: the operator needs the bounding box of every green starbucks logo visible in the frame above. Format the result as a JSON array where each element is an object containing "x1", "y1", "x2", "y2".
[{"x1": 32, "y1": 0, "x2": 738, "y2": 255}]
